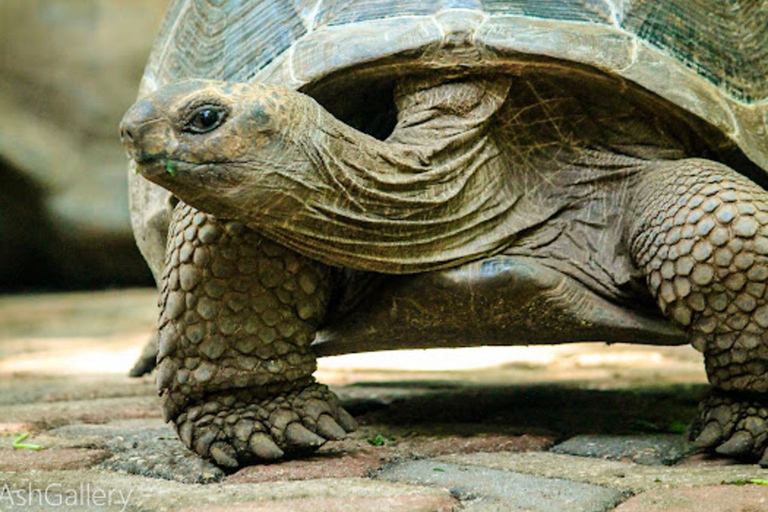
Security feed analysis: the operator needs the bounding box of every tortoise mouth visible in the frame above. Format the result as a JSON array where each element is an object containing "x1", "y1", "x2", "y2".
[
  {"x1": 134, "y1": 156, "x2": 192, "y2": 180},
  {"x1": 133, "y1": 153, "x2": 164, "y2": 166}
]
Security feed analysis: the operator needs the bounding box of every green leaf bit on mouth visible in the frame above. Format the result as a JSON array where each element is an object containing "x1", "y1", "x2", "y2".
[
  {"x1": 165, "y1": 160, "x2": 177, "y2": 177},
  {"x1": 12, "y1": 433, "x2": 42, "y2": 451}
]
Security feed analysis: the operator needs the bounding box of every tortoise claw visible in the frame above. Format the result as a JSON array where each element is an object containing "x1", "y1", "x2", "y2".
[
  {"x1": 316, "y1": 414, "x2": 347, "y2": 440},
  {"x1": 716, "y1": 430, "x2": 755, "y2": 456},
  {"x1": 693, "y1": 422, "x2": 723, "y2": 448},
  {"x1": 210, "y1": 441, "x2": 239, "y2": 468},
  {"x1": 249, "y1": 433, "x2": 285, "y2": 460},
  {"x1": 336, "y1": 408, "x2": 358, "y2": 432},
  {"x1": 285, "y1": 422, "x2": 326, "y2": 448}
]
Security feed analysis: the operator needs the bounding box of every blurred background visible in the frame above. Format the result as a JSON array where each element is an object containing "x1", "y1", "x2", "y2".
[{"x1": 0, "y1": 0, "x2": 170, "y2": 291}]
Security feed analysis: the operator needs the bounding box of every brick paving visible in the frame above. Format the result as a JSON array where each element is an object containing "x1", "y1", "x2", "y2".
[{"x1": 1, "y1": 289, "x2": 768, "y2": 511}]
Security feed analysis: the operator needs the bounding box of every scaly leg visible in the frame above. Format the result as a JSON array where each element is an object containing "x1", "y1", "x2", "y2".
[
  {"x1": 156, "y1": 202, "x2": 356, "y2": 468},
  {"x1": 629, "y1": 158, "x2": 768, "y2": 463}
]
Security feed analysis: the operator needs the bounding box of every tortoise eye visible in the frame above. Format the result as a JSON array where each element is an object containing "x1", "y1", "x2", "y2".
[{"x1": 183, "y1": 105, "x2": 227, "y2": 134}]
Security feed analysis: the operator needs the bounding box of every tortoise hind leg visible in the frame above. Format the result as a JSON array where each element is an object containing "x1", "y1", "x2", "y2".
[
  {"x1": 629, "y1": 158, "x2": 768, "y2": 463},
  {"x1": 156, "y1": 203, "x2": 356, "y2": 468}
]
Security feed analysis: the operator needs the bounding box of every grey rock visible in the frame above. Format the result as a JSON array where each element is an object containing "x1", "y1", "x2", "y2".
[
  {"x1": 50, "y1": 419, "x2": 225, "y2": 484},
  {"x1": 552, "y1": 435, "x2": 696, "y2": 466},
  {"x1": 378, "y1": 459, "x2": 628, "y2": 512}
]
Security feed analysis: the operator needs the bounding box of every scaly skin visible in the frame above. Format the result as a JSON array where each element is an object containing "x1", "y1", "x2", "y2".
[
  {"x1": 156, "y1": 202, "x2": 356, "y2": 468},
  {"x1": 629, "y1": 158, "x2": 768, "y2": 463}
]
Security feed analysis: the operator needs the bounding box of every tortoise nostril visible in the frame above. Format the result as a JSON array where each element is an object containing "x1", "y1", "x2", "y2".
[{"x1": 121, "y1": 127, "x2": 134, "y2": 143}]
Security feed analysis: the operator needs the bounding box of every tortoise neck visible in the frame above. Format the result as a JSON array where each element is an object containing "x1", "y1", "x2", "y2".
[
  {"x1": 387, "y1": 74, "x2": 511, "y2": 151},
  {"x1": 251, "y1": 76, "x2": 520, "y2": 273}
]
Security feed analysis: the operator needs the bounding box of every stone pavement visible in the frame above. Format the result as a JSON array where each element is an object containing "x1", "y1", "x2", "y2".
[{"x1": 1, "y1": 289, "x2": 768, "y2": 511}]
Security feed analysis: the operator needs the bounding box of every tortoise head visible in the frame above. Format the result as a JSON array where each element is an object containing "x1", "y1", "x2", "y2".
[{"x1": 120, "y1": 79, "x2": 316, "y2": 215}]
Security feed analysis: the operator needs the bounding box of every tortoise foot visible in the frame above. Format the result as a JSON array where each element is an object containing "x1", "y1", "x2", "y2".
[
  {"x1": 692, "y1": 391, "x2": 768, "y2": 464},
  {"x1": 173, "y1": 382, "x2": 356, "y2": 468}
]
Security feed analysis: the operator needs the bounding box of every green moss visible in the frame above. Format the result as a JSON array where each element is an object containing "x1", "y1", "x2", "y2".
[
  {"x1": 368, "y1": 434, "x2": 385, "y2": 446},
  {"x1": 367, "y1": 434, "x2": 394, "y2": 447}
]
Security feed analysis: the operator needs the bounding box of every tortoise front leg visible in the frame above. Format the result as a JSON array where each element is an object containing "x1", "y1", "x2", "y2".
[
  {"x1": 156, "y1": 202, "x2": 356, "y2": 468},
  {"x1": 629, "y1": 158, "x2": 768, "y2": 463}
]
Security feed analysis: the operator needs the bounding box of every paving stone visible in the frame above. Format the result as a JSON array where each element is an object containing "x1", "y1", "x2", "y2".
[
  {"x1": 394, "y1": 433, "x2": 552, "y2": 458},
  {"x1": 0, "y1": 448, "x2": 109, "y2": 471},
  {"x1": 47, "y1": 419, "x2": 224, "y2": 484},
  {"x1": 0, "y1": 471, "x2": 141, "y2": 512},
  {"x1": 0, "y1": 495, "x2": 120, "y2": 512},
  {"x1": 229, "y1": 440, "x2": 387, "y2": 483},
  {"x1": 48, "y1": 419, "x2": 173, "y2": 442},
  {"x1": 378, "y1": 459, "x2": 628, "y2": 512},
  {"x1": 437, "y1": 452, "x2": 768, "y2": 493},
  {"x1": 674, "y1": 452, "x2": 742, "y2": 467},
  {"x1": 334, "y1": 384, "x2": 444, "y2": 416},
  {"x1": 0, "y1": 471, "x2": 456, "y2": 512},
  {"x1": 232, "y1": 427, "x2": 551, "y2": 484},
  {"x1": 552, "y1": 434, "x2": 695, "y2": 465},
  {"x1": 611, "y1": 484, "x2": 768, "y2": 512},
  {"x1": 0, "y1": 373, "x2": 155, "y2": 407},
  {"x1": 353, "y1": 381, "x2": 701, "y2": 445},
  {"x1": 2, "y1": 431, "x2": 102, "y2": 451},
  {"x1": 100, "y1": 451, "x2": 225, "y2": 485},
  {"x1": 174, "y1": 494, "x2": 459, "y2": 512},
  {"x1": 2, "y1": 396, "x2": 161, "y2": 430},
  {"x1": 460, "y1": 501, "x2": 545, "y2": 511},
  {"x1": 0, "y1": 422, "x2": 34, "y2": 435}
]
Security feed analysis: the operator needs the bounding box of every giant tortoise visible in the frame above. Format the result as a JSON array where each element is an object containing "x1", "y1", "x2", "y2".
[{"x1": 120, "y1": 0, "x2": 768, "y2": 468}]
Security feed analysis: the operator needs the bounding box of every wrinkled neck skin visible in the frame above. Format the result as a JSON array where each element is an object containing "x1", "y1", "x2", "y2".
[{"x1": 164, "y1": 75, "x2": 519, "y2": 273}]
